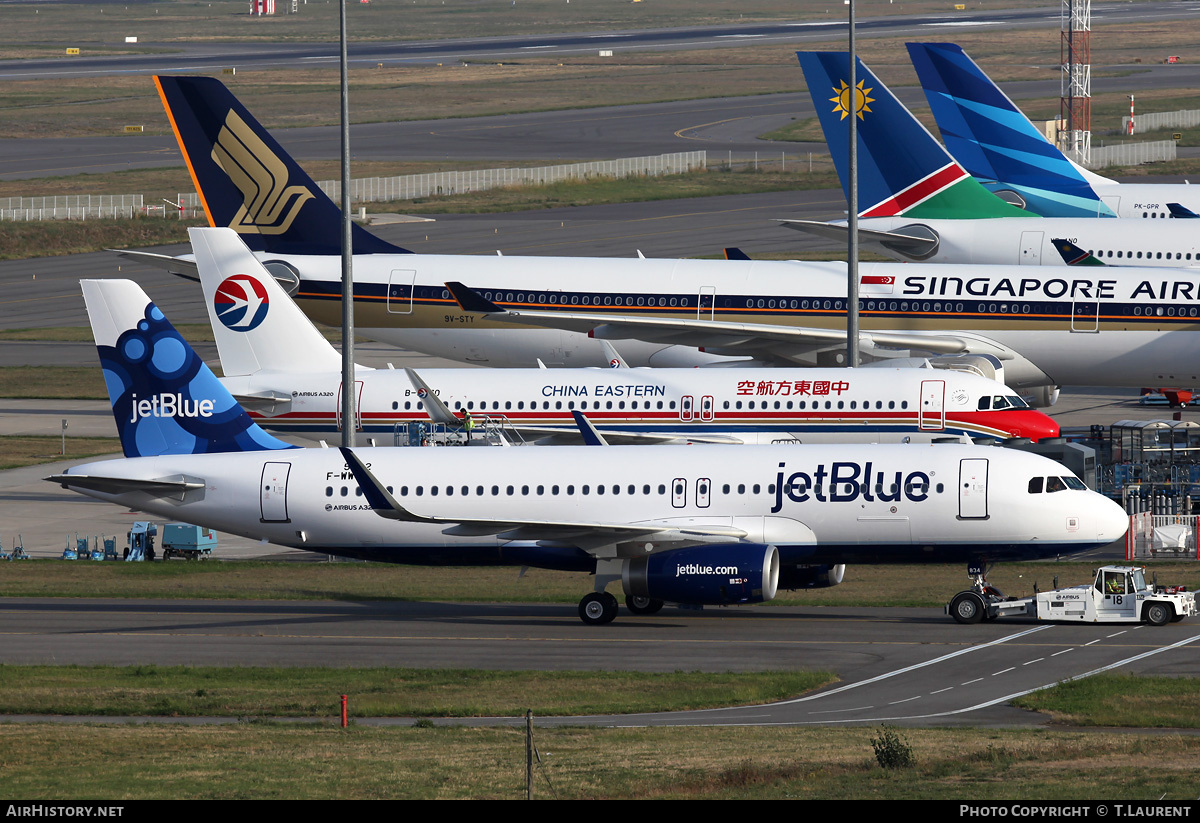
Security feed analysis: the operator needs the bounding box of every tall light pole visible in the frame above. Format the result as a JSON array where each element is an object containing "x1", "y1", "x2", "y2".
[
  {"x1": 846, "y1": 0, "x2": 860, "y2": 368},
  {"x1": 339, "y1": 0, "x2": 356, "y2": 448}
]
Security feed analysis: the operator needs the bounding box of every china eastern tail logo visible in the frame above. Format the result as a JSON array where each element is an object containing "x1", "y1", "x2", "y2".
[{"x1": 214, "y1": 274, "x2": 269, "y2": 331}]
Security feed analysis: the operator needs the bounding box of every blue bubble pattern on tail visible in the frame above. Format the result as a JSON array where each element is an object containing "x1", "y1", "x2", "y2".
[{"x1": 99, "y1": 301, "x2": 297, "y2": 458}]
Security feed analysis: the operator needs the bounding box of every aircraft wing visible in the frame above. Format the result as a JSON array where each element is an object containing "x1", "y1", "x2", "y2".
[
  {"x1": 512, "y1": 426, "x2": 743, "y2": 446},
  {"x1": 445, "y1": 281, "x2": 972, "y2": 365},
  {"x1": 47, "y1": 473, "x2": 206, "y2": 501},
  {"x1": 402, "y1": 368, "x2": 462, "y2": 426},
  {"x1": 338, "y1": 447, "x2": 746, "y2": 556}
]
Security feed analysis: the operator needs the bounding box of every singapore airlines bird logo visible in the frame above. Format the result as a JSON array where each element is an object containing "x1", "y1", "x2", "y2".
[
  {"x1": 830, "y1": 79, "x2": 874, "y2": 121},
  {"x1": 214, "y1": 274, "x2": 270, "y2": 332},
  {"x1": 211, "y1": 110, "x2": 314, "y2": 235}
]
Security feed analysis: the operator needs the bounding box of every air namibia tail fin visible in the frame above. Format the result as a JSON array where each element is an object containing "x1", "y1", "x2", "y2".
[
  {"x1": 189, "y1": 227, "x2": 344, "y2": 377},
  {"x1": 155, "y1": 75, "x2": 411, "y2": 255},
  {"x1": 797, "y1": 51, "x2": 1029, "y2": 220},
  {"x1": 1051, "y1": 238, "x2": 1107, "y2": 267},
  {"x1": 905, "y1": 43, "x2": 1115, "y2": 218},
  {"x1": 81, "y1": 279, "x2": 297, "y2": 458}
]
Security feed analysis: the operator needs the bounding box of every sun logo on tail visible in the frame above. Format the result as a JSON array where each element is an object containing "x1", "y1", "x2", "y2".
[{"x1": 829, "y1": 79, "x2": 874, "y2": 121}]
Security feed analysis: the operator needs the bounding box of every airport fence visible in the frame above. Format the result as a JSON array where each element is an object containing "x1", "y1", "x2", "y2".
[
  {"x1": 1123, "y1": 109, "x2": 1200, "y2": 133},
  {"x1": 1125, "y1": 512, "x2": 1200, "y2": 560},
  {"x1": 312, "y1": 150, "x2": 709, "y2": 203},
  {"x1": 1080, "y1": 140, "x2": 1177, "y2": 169},
  {"x1": 13, "y1": 149, "x2": 832, "y2": 222},
  {"x1": 0, "y1": 194, "x2": 145, "y2": 221}
]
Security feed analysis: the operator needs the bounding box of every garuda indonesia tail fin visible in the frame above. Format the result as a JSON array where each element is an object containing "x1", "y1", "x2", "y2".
[
  {"x1": 81, "y1": 279, "x2": 297, "y2": 458},
  {"x1": 155, "y1": 75, "x2": 411, "y2": 255},
  {"x1": 905, "y1": 42, "x2": 1115, "y2": 218},
  {"x1": 797, "y1": 51, "x2": 1029, "y2": 220}
]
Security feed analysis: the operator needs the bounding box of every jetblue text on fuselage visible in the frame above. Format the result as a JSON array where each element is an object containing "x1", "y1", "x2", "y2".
[
  {"x1": 128, "y1": 393, "x2": 215, "y2": 423},
  {"x1": 771, "y1": 461, "x2": 931, "y2": 513}
]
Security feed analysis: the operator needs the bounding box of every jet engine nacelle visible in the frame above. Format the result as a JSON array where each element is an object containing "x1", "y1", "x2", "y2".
[
  {"x1": 622, "y1": 544, "x2": 779, "y2": 606},
  {"x1": 778, "y1": 563, "x2": 846, "y2": 590},
  {"x1": 1030, "y1": 385, "x2": 1060, "y2": 408}
]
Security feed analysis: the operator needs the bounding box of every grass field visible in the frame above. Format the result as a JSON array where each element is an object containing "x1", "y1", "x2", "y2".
[
  {"x1": 1, "y1": 713, "x2": 1199, "y2": 798},
  {"x1": 0, "y1": 660, "x2": 1196, "y2": 798},
  {"x1": 0, "y1": 665, "x2": 834, "y2": 718}
]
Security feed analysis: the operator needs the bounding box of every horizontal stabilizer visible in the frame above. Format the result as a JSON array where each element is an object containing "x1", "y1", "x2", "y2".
[
  {"x1": 108, "y1": 249, "x2": 199, "y2": 278},
  {"x1": 232, "y1": 391, "x2": 294, "y2": 412},
  {"x1": 47, "y1": 473, "x2": 206, "y2": 501},
  {"x1": 776, "y1": 219, "x2": 940, "y2": 257}
]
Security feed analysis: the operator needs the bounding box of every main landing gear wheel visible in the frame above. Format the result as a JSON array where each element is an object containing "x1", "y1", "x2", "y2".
[
  {"x1": 1145, "y1": 602, "x2": 1172, "y2": 627},
  {"x1": 579, "y1": 592, "x2": 619, "y2": 625},
  {"x1": 950, "y1": 592, "x2": 985, "y2": 625},
  {"x1": 624, "y1": 595, "x2": 664, "y2": 616}
]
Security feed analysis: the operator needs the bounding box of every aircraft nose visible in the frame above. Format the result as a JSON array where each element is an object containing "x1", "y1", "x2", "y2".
[
  {"x1": 1097, "y1": 495, "x2": 1130, "y2": 543},
  {"x1": 1023, "y1": 414, "x2": 1059, "y2": 443}
]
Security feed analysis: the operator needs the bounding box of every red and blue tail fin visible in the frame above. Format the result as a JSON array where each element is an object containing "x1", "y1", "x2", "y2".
[
  {"x1": 155, "y1": 75, "x2": 411, "y2": 256},
  {"x1": 797, "y1": 51, "x2": 1030, "y2": 220}
]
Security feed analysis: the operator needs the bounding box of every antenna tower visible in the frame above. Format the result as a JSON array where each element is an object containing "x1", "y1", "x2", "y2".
[{"x1": 1061, "y1": 0, "x2": 1092, "y2": 164}]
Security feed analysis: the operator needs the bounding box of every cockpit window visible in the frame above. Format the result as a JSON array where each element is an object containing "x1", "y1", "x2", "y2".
[
  {"x1": 977, "y1": 396, "x2": 990, "y2": 411},
  {"x1": 1006, "y1": 395, "x2": 1030, "y2": 409},
  {"x1": 1046, "y1": 476, "x2": 1067, "y2": 493},
  {"x1": 1028, "y1": 477, "x2": 1044, "y2": 494},
  {"x1": 1063, "y1": 476, "x2": 1086, "y2": 490}
]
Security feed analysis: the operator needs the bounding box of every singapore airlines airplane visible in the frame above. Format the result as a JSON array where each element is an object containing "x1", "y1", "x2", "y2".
[
  {"x1": 132, "y1": 75, "x2": 1200, "y2": 404},
  {"x1": 781, "y1": 52, "x2": 1200, "y2": 268},
  {"x1": 53, "y1": 278, "x2": 1127, "y2": 624},
  {"x1": 191, "y1": 228, "x2": 1058, "y2": 444},
  {"x1": 907, "y1": 42, "x2": 1200, "y2": 220}
]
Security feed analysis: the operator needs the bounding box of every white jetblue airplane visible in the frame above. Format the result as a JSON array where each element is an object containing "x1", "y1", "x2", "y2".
[
  {"x1": 192, "y1": 228, "x2": 1058, "y2": 444},
  {"x1": 782, "y1": 53, "x2": 1200, "y2": 268},
  {"x1": 52, "y1": 279, "x2": 1127, "y2": 624}
]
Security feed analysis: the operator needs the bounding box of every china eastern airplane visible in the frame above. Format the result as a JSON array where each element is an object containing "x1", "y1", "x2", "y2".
[
  {"x1": 779, "y1": 52, "x2": 1200, "y2": 268},
  {"x1": 130, "y1": 74, "x2": 1200, "y2": 404},
  {"x1": 51, "y1": 278, "x2": 1128, "y2": 624},
  {"x1": 190, "y1": 227, "x2": 1058, "y2": 444},
  {"x1": 907, "y1": 42, "x2": 1200, "y2": 220}
]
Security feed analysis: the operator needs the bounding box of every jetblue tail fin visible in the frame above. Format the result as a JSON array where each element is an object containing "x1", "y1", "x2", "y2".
[
  {"x1": 905, "y1": 42, "x2": 1114, "y2": 218},
  {"x1": 155, "y1": 75, "x2": 411, "y2": 255},
  {"x1": 81, "y1": 279, "x2": 297, "y2": 458},
  {"x1": 190, "y1": 227, "x2": 344, "y2": 377},
  {"x1": 797, "y1": 51, "x2": 1028, "y2": 219}
]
